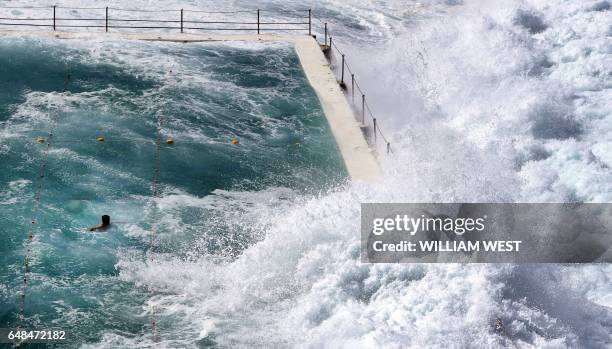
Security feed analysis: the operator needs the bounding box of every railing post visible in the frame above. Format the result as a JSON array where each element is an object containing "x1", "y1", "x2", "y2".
[
  {"x1": 373, "y1": 118, "x2": 377, "y2": 144},
  {"x1": 351, "y1": 74, "x2": 355, "y2": 103},
  {"x1": 361, "y1": 94, "x2": 365, "y2": 124},
  {"x1": 308, "y1": 9, "x2": 312, "y2": 36},
  {"x1": 53, "y1": 5, "x2": 56, "y2": 31},
  {"x1": 105, "y1": 7, "x2": 108, "y2": 32},
  {"x1": 324, "y1": 22, "x2": 327, "y2": 46},
  {"x1": 257, "y1": 9, "x2": 260, "y2": 34},
  {"x1": 180, "y1": 9, "x2": 183, "y2": 33},
  {"x1": 387, "y1": 142, "x2": 391, "y2": 154},
  {"x1": 341, "y1": 54, "x2": 345, "y2": 86}
]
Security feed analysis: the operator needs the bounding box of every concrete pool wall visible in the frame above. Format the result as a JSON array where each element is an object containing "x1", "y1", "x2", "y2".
[{"x1": 0, "y1": 30, "x2": 382, "y2": 182}]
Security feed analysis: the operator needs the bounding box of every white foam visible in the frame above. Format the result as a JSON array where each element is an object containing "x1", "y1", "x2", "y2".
[
  {"x1": 0, "y1": 179, "x2": 31, "y2": 205},
  {"x1": 111, "y1": 0, "x2": 609, "y2": 346},
  {"x1": 2, "y1": 0, "x2": 611, "y2": 347}
]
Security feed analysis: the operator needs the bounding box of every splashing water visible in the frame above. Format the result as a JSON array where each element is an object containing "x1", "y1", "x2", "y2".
[{"x1": 0, "y1": 0, "x2": 611, "y2": 348}]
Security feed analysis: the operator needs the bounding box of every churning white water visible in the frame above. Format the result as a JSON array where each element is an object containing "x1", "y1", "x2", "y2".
[{"x1": 1, "y1": 0, "x2": 611, "y2": 348}]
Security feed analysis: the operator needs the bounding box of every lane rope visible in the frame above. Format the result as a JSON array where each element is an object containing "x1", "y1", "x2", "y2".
[
  {"x1": 18, "y1": 73, "x2": 71, "y2": 335},
  {"x1": 147, "y1": 65, "x2": 174, "y2": 347}
]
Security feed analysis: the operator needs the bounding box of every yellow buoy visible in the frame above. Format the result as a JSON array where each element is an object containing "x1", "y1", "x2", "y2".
[
  {"x1": 231, "y1": 138, "x2": 239, "y2": 145},
  {"x1": 96, "y1": 136, "x2": 105, "y2": 142},
  {"x1": 36, "y1": 136, "x2": 45, "y2": 144},
  {"x1": 165, "y1": 138, "x2": 174, "y2": 145}
]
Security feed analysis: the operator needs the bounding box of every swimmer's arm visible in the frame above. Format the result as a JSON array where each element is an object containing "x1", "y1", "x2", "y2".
[{"x1": 88, "y1": 224, "x2": 103, "y2": 232}]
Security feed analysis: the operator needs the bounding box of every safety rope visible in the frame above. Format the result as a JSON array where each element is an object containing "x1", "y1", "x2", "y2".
[
  {"x1": 146, "y1": 66, "x2": 175, "y2": 347},
  {"x1": 148, "y1": 108, "x2": 162, "y2": 347},
  {"x1": 147, "y1": 127, "x2": 161, "y2": 347},
  {"x1": 46, "y1": 138, "x2": 217, "y2": 145},
  {"x1": 18, "y1": 73, "x2": 71, "y2": 332}
]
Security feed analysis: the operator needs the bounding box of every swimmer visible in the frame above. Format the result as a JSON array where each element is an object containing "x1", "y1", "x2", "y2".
[{"x1": 88, "y1": 215, "x2": 111, "y2": 232}]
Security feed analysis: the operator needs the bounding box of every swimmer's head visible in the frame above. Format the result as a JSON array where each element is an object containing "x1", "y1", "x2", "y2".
[{"x1": 101, "y1": 215, "x2": 110, "y2": 226}]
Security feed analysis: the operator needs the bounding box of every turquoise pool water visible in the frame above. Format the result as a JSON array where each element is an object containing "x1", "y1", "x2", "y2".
[{"x1": 0, "y1": 37, "x2": 346, "y2": 347}]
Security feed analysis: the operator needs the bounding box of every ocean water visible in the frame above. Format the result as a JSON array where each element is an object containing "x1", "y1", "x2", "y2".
[{"x1": 0, "y1": 0, "x2": 611, "y2": 348}]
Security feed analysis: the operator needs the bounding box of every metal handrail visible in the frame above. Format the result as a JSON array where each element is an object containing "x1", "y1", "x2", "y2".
[
  {"x1": 317, "y1": 19, "x2": 392, "y2": 155},
  {"x1": 0, "y1": 6, "x2": 312, "y2": 33}
]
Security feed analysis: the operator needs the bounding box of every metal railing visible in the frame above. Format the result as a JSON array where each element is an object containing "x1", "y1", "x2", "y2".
[
  {"x1": 0, "y1": 5, "x2": 392, "y2": 155},
  {"x1": 0, "y1": 5, "x2": 311, "y2": 34},
  {"x1": 314, "y1": 20, "x2": 392, "y2": 155}
]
